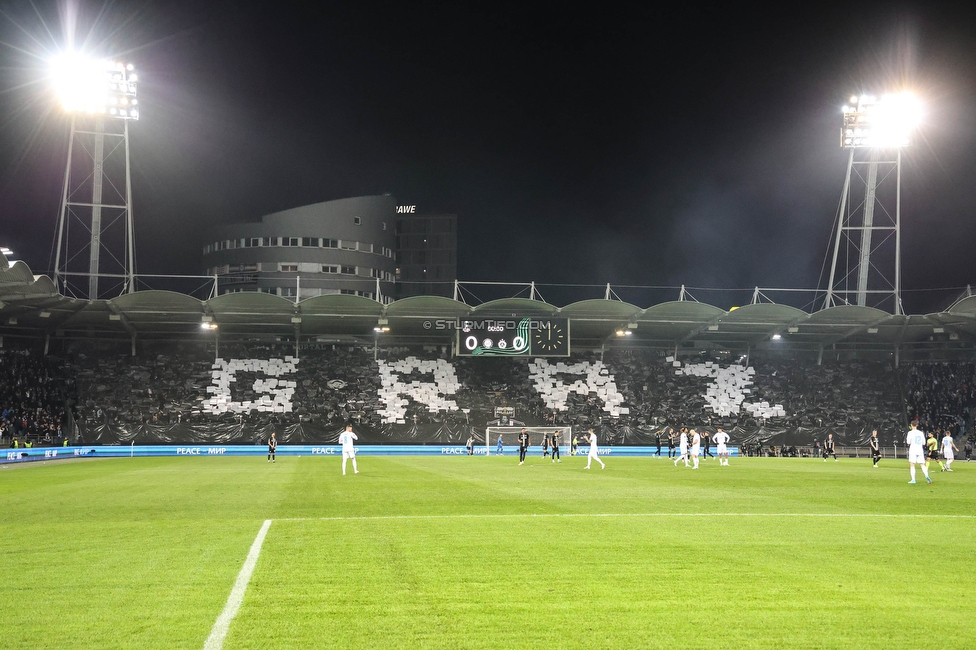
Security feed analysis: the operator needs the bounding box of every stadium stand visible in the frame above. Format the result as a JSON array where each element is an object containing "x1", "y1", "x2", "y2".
[
  {"x1": 44, "y1": 340, "x2": 924, "y2": 448},
  {"x1": 0, "y1": 347, "x2": 73, "y2": 446},
  {"x1": 70, "y1": 341, "x2": 214, "y2": 427},
  {"x1": 588, "y1": 350, "x2": 905, "y2": 445},
  {"x1": 904, "y1": 362, "x2": 976, "y2": 437}
]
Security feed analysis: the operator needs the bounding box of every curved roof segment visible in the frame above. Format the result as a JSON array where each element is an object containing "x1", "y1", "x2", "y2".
[
  {"x1": 0, "y1": 261, "x2": 58, "y2": 297},
  {"x1": 948, "y1": 295, "x2": 976, "y2": 316},
  {"x1": 2, "y1": 262, "x2": 975, "y2": 349},
  {"x1": 559, "y1": 299, "x2": 643, "y2": 320},
  {"x1": 385, "y1": 295, "x2": 471, "y2": 318},
  {"x1": 471, "y1": 297, "x2": 558, "y2": 317}
]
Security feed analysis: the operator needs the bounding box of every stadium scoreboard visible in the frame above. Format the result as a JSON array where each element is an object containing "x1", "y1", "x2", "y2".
[{"x1": 456, "y1": 318, "x2": 570, "y2": 357}]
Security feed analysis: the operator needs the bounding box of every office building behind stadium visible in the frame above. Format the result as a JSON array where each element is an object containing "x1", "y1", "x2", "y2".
[
  {"x1": 202, "y1": 196, "x2": 458, "y2": 302},
  {"x1": 394, "y1": 206, "x2": 457, "y2": 298},
  {"x1": 203, "y1": 195, "x2": 397, "y2": 302}
]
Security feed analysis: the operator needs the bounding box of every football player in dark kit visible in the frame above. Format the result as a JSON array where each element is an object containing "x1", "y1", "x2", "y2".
[
  {"x1": 869, "y1": 429, "x2": 881, "y2": 467},
  {"x1": 823, "y1": 433, "x2": 837, "y2": 461},
  {"x1": 701, "y1": 429, "x2": 713, "y2": 459},
  {"x1": 655, "y1": 432, "x2": 661, "y2": 457},
  {"x1": 667, "y1": 429, "x2": 676, "y2": 458},
  {"x1": 551, "y1": 430, "x2": 561, "y2": 463},
  {"x1": 518, "y1": 428, "x2": 530, "y2": 466},
  {"x1": 267, "y1": 431, "x2": 277, "y2": 463}
]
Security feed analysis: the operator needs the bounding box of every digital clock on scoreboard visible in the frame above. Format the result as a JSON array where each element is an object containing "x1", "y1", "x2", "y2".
[{"x1": 456, "y1": 318, "x2": 570, "y2": 357}]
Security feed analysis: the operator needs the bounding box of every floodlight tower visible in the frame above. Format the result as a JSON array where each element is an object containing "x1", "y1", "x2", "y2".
[
  {"x1": 51, "y1": 55, "x2": 140, "y2": 299},
  {"x1": 823, "y1": 92, "x2": 921, "y2": 315}
]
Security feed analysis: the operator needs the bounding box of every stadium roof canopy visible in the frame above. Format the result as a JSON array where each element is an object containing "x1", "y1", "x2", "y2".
[{"x1": 2, "y1": 260, "x2": 975, "y2": 354}]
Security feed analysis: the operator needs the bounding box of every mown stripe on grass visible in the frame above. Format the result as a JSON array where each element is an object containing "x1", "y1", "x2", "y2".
[
  {"x1": 203, "y1": 519, "x2": 272, "y2": 650},
  {"x1": 277, "y1": 512, "x2": 974, "y2": 522}
]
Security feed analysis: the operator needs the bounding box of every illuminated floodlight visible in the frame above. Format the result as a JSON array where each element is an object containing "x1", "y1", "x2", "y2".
[
  {"x1": 49, "y1": 52, "x2": 139, "y2": 120},
  {"x1": 841, "y1": 92, "x2": 921, "y2": 148},
  {"x1": 0, "y1": 247, "x2": 13, "y2": 256},
  {"x1": 771, "y1": 333, "x2": 782, "y2": 340}
]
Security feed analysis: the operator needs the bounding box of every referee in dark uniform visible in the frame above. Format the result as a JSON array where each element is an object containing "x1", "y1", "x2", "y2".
[
  {"x1": 869, "y1": 429, "x2": 881, "y2": 467},
  {"x1": 268, "y1": 432, "x2": 277, "y2": 463},
  {"x1": 518, "y1": 428, "x2": 529, "y2": 466}
]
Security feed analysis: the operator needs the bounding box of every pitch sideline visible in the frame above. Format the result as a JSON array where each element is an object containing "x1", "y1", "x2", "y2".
[{"x1": 203, "y1": 519, "x2": 272, "y2": 650}]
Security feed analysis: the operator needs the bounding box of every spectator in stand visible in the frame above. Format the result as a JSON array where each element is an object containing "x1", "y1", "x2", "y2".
[
  {"x1": 905, "y1": 363, "x2": 976, "y2": 437},
  {"x1": 0, "y1": 349, "x2": 70, "y2": 447}
]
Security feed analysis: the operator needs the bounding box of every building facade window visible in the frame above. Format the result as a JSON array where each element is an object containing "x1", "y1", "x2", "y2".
[{"x1": 203, "y1": 196, "x2": 397, "y2": 303}]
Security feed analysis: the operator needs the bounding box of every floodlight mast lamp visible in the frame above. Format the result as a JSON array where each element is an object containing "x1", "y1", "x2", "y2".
[
  {"x1": 51, "y1": 55, "x2": 139, "y2": 300},
  {"x1": 824, "y1": 93, "x2": 920, "y2": 315}
]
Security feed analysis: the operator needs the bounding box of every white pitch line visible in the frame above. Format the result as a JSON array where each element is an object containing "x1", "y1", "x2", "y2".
[
  {"x1": 203, "y1": 519, "x2": 272, "y2": 650},
  {"x1": 276, "y1": 512, "x2": 975, "y2": 523}
]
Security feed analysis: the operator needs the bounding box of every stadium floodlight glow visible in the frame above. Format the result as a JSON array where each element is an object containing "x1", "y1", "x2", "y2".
[
  {"x1": 0, "y1": 247, "x2": 12, "y2": 256},
  {"x1": 841, "y1": 92, "x2": 921, "y2": 148},
  {"x1": 826, "y1": 90, "x2": 920, "y2": 314},
  {"x1": 52, "y1": 51, "x2": 141, "y2": 300},
  {"x1": 49, "y1": 52, "x2": 139, "y2": 120}
]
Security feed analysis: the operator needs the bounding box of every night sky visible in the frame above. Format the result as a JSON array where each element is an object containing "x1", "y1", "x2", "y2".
[{"x1": 1, "y1": 2, "x2": 975, "y2": 312}]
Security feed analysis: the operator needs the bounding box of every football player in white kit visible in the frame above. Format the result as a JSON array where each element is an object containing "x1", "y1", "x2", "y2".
[
  {"x1": 583, "y1": 428, "x2": 605, "y2": 469},
  {"x1": 714, "y1": 427, "x2": 730, "y2": 466},
  {"x1": 339, "y1": 424, "x2": 359, "y2": 475},
  {"x1": 906, "y1": 425, "x2": 931, "y2": 485},
  {"x1": 689, "y1": 429, "x2": 701, "y2": 469},
  {"x1": 674, "y1": 428, "x2": 690, "y2": 467},
  {"x1": 941, "y1": 432, "x2": 959, "y2": 472}
]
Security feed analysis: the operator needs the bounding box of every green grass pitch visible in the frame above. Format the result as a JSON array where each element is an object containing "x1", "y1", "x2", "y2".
[{"x1": 2, "y1": 454, "x2": 973, "y2": 649}]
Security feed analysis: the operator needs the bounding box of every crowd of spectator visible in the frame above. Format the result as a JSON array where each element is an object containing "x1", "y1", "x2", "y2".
[
  {"x1": 0, "y1": 348, "x2": 73, "y2": 446},
  {"x1": 295, "y1": 346, "x2": 385, "y2": 426},
  {"x1": 592, "y1": 351, "x2": 904, "y2": 436},
  {"x1": 8, "y1": 338, "x2": 976, "y2": 446},
  {"x1": 69, "y1": 341, "x2": 214, "y2": 428},
  {"x1": 904, "y1": 362, "x2": 976, "y2": 438}
]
